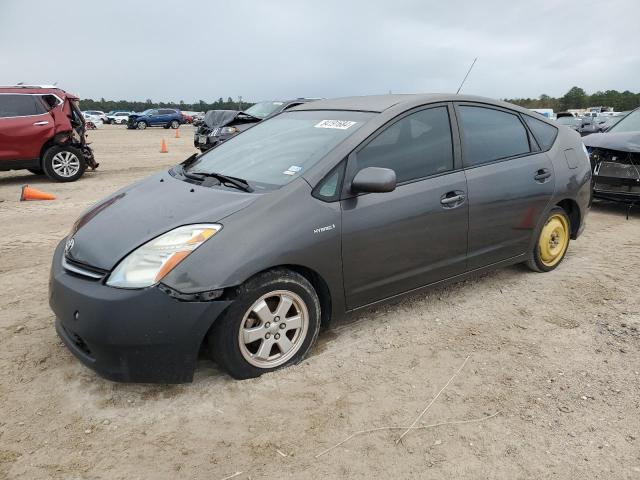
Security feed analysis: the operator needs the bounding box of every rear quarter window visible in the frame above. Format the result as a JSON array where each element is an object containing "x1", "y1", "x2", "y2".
[{"x1": 523, "y1": 115, "x2": 558, "y2": 150}]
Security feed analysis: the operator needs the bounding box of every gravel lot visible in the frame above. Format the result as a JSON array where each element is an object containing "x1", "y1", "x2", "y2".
[{"x1": 0, "y1": 125, "x2": 639, "y2": 479}]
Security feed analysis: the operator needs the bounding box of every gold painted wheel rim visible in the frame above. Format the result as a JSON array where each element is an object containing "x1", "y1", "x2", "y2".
[{"x1": 538, "y1": 214, "x2": 569, "y2": 267}]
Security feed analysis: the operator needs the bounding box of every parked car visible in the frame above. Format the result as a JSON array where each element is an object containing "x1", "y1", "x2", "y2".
[
  {"x1": 0, "y1": 85, "x2": 97, "y2": 181},
  {"x1": 106, "y1": 111, "x2": 131, "y2": 125},
  {"x1": 127, "y1": 108, "x2": 184, "y2": 130},
  {"x1": 194, "y1": 99, "x2": 318, "y2": 152},
  {"x1": 50, "y1": 94, "x2": 591, "y2": 382},
  {"x1": 181, "y1": 113, "x2": 193, "y2": 124},
  {"x1": 555, "y1": 115, "x2": 581, "y2": 132},
  {"x1": 192, "y1": 112, "x2": 206, "y2": 127},
  {"x1": 583, "y1": 107, "x2": 640, "y2": 204},
  {"x1": 578, "y1": 116, "x2": 609, "y2": 136},
  {"x1": 82, "y1": 111, "x2": 103, "y2": 128},
  {"x1": 83, "y1": 110, "x2": 108, "y2": 123}
]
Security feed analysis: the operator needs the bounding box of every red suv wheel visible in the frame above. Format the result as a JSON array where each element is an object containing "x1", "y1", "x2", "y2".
[{"x1": 42, "y1": 146, "x2": 86, "y2": 182}]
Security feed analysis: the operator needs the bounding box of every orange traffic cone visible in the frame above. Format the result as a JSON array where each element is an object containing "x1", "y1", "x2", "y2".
[
  {"x1": 20, "y1": 185, "x2": 56, "y2": 201},
  {"x1": 174, "y1": 128, "x2": 180, "y2": 139},
  {"x1": 160, "y1": 139, "x2": 168, "y2": 153}
]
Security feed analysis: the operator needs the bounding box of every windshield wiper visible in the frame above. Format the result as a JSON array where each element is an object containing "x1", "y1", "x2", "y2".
[{"x1": 182, "y1": 166, "x2": 254, "y2": 193}]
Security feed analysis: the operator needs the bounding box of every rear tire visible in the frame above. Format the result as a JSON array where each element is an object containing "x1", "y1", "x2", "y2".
[
  {"x1": 208, "y1": 269, "x2": 321, "y2": 379},
  {"x1": 42, "y1": 145, "x2": 86, "y2": 182},
  {"x1": 526, "y1": 207, "x2": 571, "y2": 272},
  {"x1": 170, "y1": 120, "x2": 180, "y2": 129}
]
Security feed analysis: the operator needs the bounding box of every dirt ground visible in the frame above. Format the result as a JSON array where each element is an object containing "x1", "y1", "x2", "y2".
[{"x1": 0, "y1": 124, "x2": 639, "y2": 479}]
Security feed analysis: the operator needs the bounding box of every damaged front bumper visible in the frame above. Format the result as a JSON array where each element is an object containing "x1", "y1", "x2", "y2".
[
  {"x1": 590, "y1": 148, "x2": 640, "y2": 203},
  {"x1": 49, "y1": 240, "x2": 233, "y2": 383}
]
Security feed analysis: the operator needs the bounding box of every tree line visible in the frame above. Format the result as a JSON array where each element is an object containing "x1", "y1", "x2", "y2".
[
  {"x1": 79, "y1": 86, "x2": 640, "y2": 114},
  {"x1": 504, "y1": 86, "x2": 640, "y2": 112},
  {"x1": 78, "y1": 97, "x2": 253, "y2": 113}
]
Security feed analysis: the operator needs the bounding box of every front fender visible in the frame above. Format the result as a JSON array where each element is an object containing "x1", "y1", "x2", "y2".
[{"x1": 161, "y1": 179, "x2": 346, "y2": 320}]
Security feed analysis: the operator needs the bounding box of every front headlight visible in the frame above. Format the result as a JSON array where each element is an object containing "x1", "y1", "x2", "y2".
[
  {"x1": 220, "y1": 126, "x2": 238, "y2": 135},
  {"x1": 106, "y1": 224, "x2": 221, "y2": 288}
]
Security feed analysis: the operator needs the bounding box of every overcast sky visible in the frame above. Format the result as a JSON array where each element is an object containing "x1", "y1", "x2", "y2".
[{"x1": 1, "y1": 0, "x2": 638, "y2": 103}]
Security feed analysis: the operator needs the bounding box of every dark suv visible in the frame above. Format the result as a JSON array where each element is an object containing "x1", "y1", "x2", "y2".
[
  {"x1": 0, "y1": 85, "x2": 97, "y2": 182},
  {"x1": 127, "y1": 109, "x2": 184, "y2": 130}
]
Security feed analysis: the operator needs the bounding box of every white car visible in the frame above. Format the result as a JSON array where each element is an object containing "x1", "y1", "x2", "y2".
[
  {"x1": 83, "y1": 110, "x2": 108, "y2": 123},
  {"x1": 106, "y1": 111, "x2": 132, "y2": 125},
  {"x1": 82, "y1": 112, "x2": 104, "y2": 128}
]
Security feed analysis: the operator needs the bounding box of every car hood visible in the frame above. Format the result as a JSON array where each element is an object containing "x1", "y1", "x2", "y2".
[
  {"x1": 583, "y1": 131, "x2": 640, "y2": 153},
  {"x1": 66, "y1": 171, "x2": 259, "y2": 270},
  {"x1": 203, "y1": 109, "x2": 261, "y2": 128}
]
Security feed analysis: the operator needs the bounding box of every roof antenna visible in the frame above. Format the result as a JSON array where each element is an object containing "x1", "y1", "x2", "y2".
[{"x1": 456, "y1": 57, "x2": 478, "y2": 94}]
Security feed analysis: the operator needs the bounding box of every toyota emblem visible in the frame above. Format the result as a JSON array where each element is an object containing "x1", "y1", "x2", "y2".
[{"x1": 65, "y1": 237, "x2": 75, "y2": 254}]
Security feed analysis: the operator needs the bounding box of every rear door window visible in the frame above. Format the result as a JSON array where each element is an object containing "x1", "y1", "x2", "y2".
[
  {"x1": 457, "y1": 105, "x2": 531, "y2": 167},
  {"x1": 355, "y1": 106, "x2": 454, "y2": 183},
  {"x1": 0, "y1": 94, "x2": 47, "y2": 118}
]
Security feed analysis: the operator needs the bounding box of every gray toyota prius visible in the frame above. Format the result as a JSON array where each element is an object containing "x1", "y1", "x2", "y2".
[{"x1": 50, "y1": 94, "x2": 591, "y2": 382}]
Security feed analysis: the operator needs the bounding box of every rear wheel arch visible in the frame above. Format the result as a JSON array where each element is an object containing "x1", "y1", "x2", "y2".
[
  {"x1": 555, "y1": 199, "x2": 580, "y2": 239},
  {"x1": 38, "y1": 132, "x2": 75, "y2": 167}
]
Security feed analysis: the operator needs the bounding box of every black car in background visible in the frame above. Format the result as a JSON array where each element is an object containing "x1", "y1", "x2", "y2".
[
  {"x1": 194, "y1": 99, "x2": 318, "y2": 152},
  {"x1": 583, "y1": 107, "x2": 640, "y2": 204}
]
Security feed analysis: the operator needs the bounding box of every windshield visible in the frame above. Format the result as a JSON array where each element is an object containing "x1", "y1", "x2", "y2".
[
  {"x1": 244, "y1": 101, "x2": 285, "y2": 119},
  {"x1": 608, "y1": 109, "x2": 640, "y2": 133},
  {"x1": 142, "y1": 109, "x2": 154, "y2": 115},
  {"x1": 187, "y1": 110, "x2": 373, "y2": 190},
  {"x1": 556, "y1": 117, "x2": 578, "y2": 125}
]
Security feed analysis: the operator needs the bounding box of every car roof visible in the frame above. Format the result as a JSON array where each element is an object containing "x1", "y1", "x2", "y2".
[
  {"x1": 289, "y1": 93, "x2": 538, "y2": 116},
  {"x1": 0, "y1": 86, "x2": 77, "y2": 100}
]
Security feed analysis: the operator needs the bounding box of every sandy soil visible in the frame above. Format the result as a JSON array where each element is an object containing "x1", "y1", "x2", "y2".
[{"x1": 0, "y1": 125, "x2": 639, "y2": 479}]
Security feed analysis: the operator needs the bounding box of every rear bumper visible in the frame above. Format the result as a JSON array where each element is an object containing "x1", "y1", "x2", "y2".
[{"x1": 49, "y1": 240, "x2": 232, "y2": 383}]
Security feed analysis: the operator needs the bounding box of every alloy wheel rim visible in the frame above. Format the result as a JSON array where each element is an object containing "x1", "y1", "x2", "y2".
[
  {"x1": 538, "y1": 214, "x2": 569, "y2": 267},
  {"x1": 51, "y1": 151, "x2": 80, "y2": 178},
  {"x1": 238, "y1": 290, "x2": 308, "y2": 368}
]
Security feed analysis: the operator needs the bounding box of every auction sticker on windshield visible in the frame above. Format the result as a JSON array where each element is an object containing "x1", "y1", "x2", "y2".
[{"x1": 314, "y1": 120, "x2": 357, "y2": 129}]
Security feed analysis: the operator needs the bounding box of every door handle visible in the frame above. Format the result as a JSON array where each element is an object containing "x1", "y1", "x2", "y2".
[
  {"x1": 33, "y1": 121, "x2": 49, "y2": 126},
  {"x1": 441, "y1": 195, "x2": 462, "y2": 205},
  {"x1": 440, "y1": 191, "x2": 466, "y2": 207},
  {"x1": 534, "y1": 169, "x2": 551, "y2": 181}
]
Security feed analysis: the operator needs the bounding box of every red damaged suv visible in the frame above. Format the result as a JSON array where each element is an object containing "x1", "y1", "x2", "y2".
[{"x1": 0, "y1": 85, "x2": 97, "y2": 182}]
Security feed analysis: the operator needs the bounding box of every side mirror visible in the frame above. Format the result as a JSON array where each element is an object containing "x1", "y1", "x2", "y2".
[{"x1": 351, "y1": 167, "x2": 397, "y2": 193}]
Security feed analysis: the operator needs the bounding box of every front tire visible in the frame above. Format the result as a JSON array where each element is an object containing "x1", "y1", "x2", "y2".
[
  {"x1": 136, "y1": 121, "x2": 147, "y2": 130},
  {"x1": 526, "y1": 207, "x2": 571, "y2": 272},
  {"x1": 209, "y1": 269, "x2": 321, "y2": 379},
  {"x1": 170, "y1": 120, "x2": 180, "y2": 129},
  {"x1": 42, "y1": 146, "x2": 86, "y2": 182}
]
